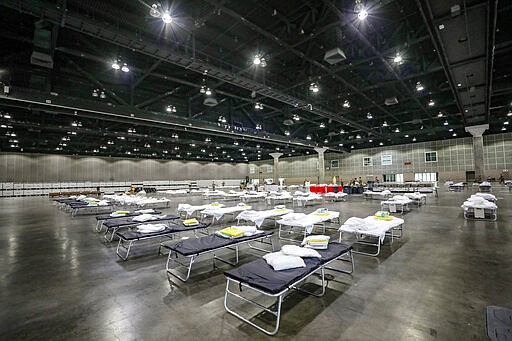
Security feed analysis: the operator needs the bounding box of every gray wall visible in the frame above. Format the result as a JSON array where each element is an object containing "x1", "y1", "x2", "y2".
[
  {"x1": 249, "y1": 132, "x2": 512, "y2": 183},
  {"x1": 0, "y1": 153, "x2": 248, "y2": 182}
]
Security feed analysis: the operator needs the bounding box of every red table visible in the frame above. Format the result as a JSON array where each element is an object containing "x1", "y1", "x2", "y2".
[{"x1": 309, "y1": 185, "x2": 343, "y2": 193}]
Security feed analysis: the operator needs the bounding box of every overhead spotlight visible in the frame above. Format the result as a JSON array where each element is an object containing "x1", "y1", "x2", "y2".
[
  {"x1": 99, "y1": 91, "x2": 106, "y2": 99},
  {"x1": 205, "y1": 88, "x2": 212, "y2": 96},
  {"x1": 284, "y1": 130, "x2": 290, "y2": 136},
  {"x1": 306, "y1": 134, "x2": 312, "y2": 140},
  {"x1": 420, "y1": 125, "x2": 424, "y2": 130},
  {"x1": 174, "y1": 146, "x2": 180, "y2": 150},
  {"x1": 149, "y1": 3, "x2": 161, "y2": 18},
  {"x1": 453, "y1": 133, "x2": 457, "y2": 136},
  {"x1": 260, "y1": 57, "x2": 267, "y2": 67},
  {"x1": 443, "y1": 120, "x2": 449, "y2": 126},
  {"x1": 111, "y1": 60, "x2": 120, "y2": 70},
  {"x1": 457, "y1": 82, "x2": 462, "y2": 87},
  {"x1": 504, "y1": 121, "x2": 509, "y2": 125},
  {"x1": 382, "y1": 121, "x2": 388, "y2": 127},
  {"x1": 323, "y1": 139, "x2": 328, "y2": 143},
  {"x1": 254, "y1": 102, "x2": 263, "y2": 110},
  {"x1": 200, "y1": 85, "x2": 206, "y2": 94},
  {"x1": 368, "y1": 139, "x2": 373, "y2": 142},
  {"x1": 507, "y1": 111, "x2": 512, "y2": 117},
  {"x1": 162, "y1": 11, "x2": 173, "y2": 24},
  {"x1": 343, "y1": 100, "x2": 351, "y2": 108},
  {"x1": 3, "y1": 113, "x2": 11, "y2": 119},
  {"x1": 233, "y1": 141, "x2": 239, "y2": 145},
  {"x1": 394, "y1": 127, "x2": 400, "y2": 133},
  {"x1": 437, "y1": 112, "x2": 443, "y2": 117},
  {"x1": 404, "y1": 134, "x2": 409, "y2": 138},
  {"x1": 413, "y1": 137, "x2": 417, "y2": 141},
  {"x1": 356, "y1": 134, "x2": 361, "y2": 139},
  {"x1": 393, "y1": 53, "x2": 403, "y2": 64},
  {"x1": 205, "y1": 137, "x2": 211, "y2": 142},
  {"x1": 415, "y1": 81, "x2": 424, "y2": 92},
  {"x1": 256, "y1": 144, "x2": 260, "y2": 148},
  {"x1": 449, "y1": 128, "x2": 453, "y2": 132},
  {"x1": 218, "y1": 115, "x2": 227, "y2": 123},
  {"x1": 253, "y1": 54, "x2": 262, "y2": 65},
  {"x1": 319, "y1": 122, "x2": 325, "y2": 128},
  {"x1": 354, "y1": 0, "x2": 368, "y2": 20},
  {"x1": 340, "y1": 129, "x2": 345, "y2": 134},
  {"x1": 166, "y1": 105, "x2": 177, "y2": 113},
  {"x1": 367, "y1": 112, "x2": 373, "y2": 119},
  {"x1": 121, "y1": 63, "x2": 130, "y2": 72},
  {"x1": 502, "y1": 127, "x2": 507, "y2": 131},
  {"x1": 92, "y1": 89, "x2": 98, "y2": 97},
  {"x1": 309, "y1": 82, "x2": 319, "y2": 93},
  {"x1": 351, "y1": 145, "x2": 354, "y2": 149},
  {"x1": 255, "y1": 124, "x2": 262, "y2": 130},
  {"x1": 428, "y1": 99, "x2": 435, "y2": 106},
  {"x1": 379, "y1": 142, "x2": 384, "y2": 146},
  {"x1": 292, "y1": 114, "x2": 300, "y2": 121}
]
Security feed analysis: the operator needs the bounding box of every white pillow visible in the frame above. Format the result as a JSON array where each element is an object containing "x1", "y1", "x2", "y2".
[
  {"x1": 263, "y1": 252, "x2": 306, "y2": 271},
  {"x1": 281, "y1": 245, "x2": 321, "y2": 258}
]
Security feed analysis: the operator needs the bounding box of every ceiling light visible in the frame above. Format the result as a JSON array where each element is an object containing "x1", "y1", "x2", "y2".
[
  {"x1": 412, "y1": 137, "x2": 416, "y2": 141},
  {"x1": 340, "y1": 129, "x2": 345, "y2": 134},
  {"x1": 420, "y1": 125, "x2": 424, "y2": 130},
  {"x1": 379, "y1": 142, "x2": 383, "y2": 146},
  {"x1": 162, "y1": 11, "x2": 173, "y2": 24},
  {"x1": 292, "y1": 114, "x2": 300, "y2": 121},
  {"x1": 356, "y1": 134, "x2": 361, "y2": 139},
  {"x1": 323, "y1": 139, "x2": 328, "y2": 143},
  {"x1": 504, "y1": 121, "x2": 509, "y2": 125},
  {"x1": 319, "y1": 122, "x2": 325, "y2": 128},
  {"x1": 367, "y1": 112, "x2": 373, "y2": 119},
  {"x1": 343, "y1": 100, "x2": 350, "y2": 108},
  {"x1": 449, "y1": 128, "x2": 453, "y2": 132},
  {"x1": 453, "y1": 133, "x2": 457, "y2": 136},
  {"x1": 150, "y1": 3, "x2": 161, "y2": 17},
  {"x1": 394, "y1": 128, "x2": 400, "y2": 133},
  {"x1": 205, "y1": 88, "x2": 212, "y2": 96},
  {"x1": 111, "y1": 60, "x2": 120, "y2": 70},
  {"x1": 507, "y1": 111, "x2": 512, "y2": 117},
  {"x1": 457, "y1": 83, "x2": 462, "y2": 87},
  {"x1": 309, "y1": 82, "x2": 319, "y2": 93},
  {"x1": 415, "y1": 81, "x2": 424, "y2": 92},
  {"x1": 502, "y1": 127, "x2": 507, "y2": 131},
  {"x1": 368, "y1": 139, "x2": 373, "y2": 143},
  {"x1": 205, "y1": 137, "x2": 211, "y2": 142},
  {"x1": 404, "y1": 134, "x2": 409, "y2": 137},
  {"x1": 351, "y1": 145, "x2": 354, "y2": 149},
  {"x1": 166, "y1": 105, "x2": 177, "y2": 113},
  {"x1": 99, "y1": 91, "x2": 106, "y2": 99},
  {"x1": 428, "y1": 99, "x2": 435, "y2": 106},
  {"x1": 254, "y1": 102, "x2": 263, "y2": 110},
  {"x1": 382, "y1": 121, "x2": 388, "y2": 127},
  {"x1": 234, "y1": 141, "x2": 239, "y2": 145},
  {"x1": 437, "y1": 112, "x2": 443, "y2": 117},
  {"x1": 284, "y1": 130, "x2": 290, "y2": 136},
  {"x1": 253, "y1": 54, "x2": 261, "y2": 65},
  {"x1": 121, "y1": 63, "x2": 130, "y2": 72},
  {"x1": 444, "y1": 120, "x2": 449, "y2": 126},
  {"x1": 92, "y1": 89, "x2": 98, "y2": 97},
  {"x1": 354, "y1": 0, "x2": 368, "y2": 20},
  {"x1": 306, "y1": 134, "x2": 312, "y2": 140},
  {"x1": 393, "y1": 53, "x2": 403, "y2": 64},
  {"x1": 174, "y1": 146, "x2": 180, "y2": 150}
]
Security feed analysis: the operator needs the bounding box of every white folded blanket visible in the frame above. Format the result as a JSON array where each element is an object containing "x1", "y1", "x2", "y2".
[
  {"x1": 135, "y1": 209, "x2": 157, "y2": 214},
  {"x1": 136, "y1": 223, "x2": 167, "y2": 233},
  {"x1": 281, "y1": 245, "x2": 321, "y2": 258},
  {"x1": 132, "y1": 214, "x2": 166, "y2": 222},
  {"x1": 263, "y1": 252, "x2": 306, "y2": 271}
]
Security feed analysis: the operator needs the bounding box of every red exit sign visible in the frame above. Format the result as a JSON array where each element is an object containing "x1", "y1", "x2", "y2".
[{"x1": 404, "y1": 161, "x2": 412, "y2": 165}]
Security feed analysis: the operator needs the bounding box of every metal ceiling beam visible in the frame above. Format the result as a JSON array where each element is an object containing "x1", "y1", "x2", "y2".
[
  {"x1": 200, "y1": 0, "x2": 395, "y2": 131},
  {"x1": 485, "y1": 0, "x2": 499, "y2": 122},
  {"x1": 132, "y1": 60, "x2": 162, "y2": 89},
  {"x1": 415, "y1": 0, "x2": 467, "y2": 125}
]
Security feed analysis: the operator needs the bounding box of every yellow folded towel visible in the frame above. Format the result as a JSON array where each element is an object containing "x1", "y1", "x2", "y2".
[
  {"x1": 183, "y1": 218, "x2": 199, "y2": 226},
  {"x1": 314, "y1": 212, "x2": 330, "y2": 217},
  {"x1": 374, "y1": 215, "x2": 393, "y2": 221},
  {"x1": 218, "y1": 227, "x2": 244, "y2": 237}
]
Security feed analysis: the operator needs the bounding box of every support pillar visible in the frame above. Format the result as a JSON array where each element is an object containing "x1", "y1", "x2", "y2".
[
  {"x1": 269, "y1": 153, "x2": 283, "y2": 185},
  {"x1": 314, "y1": 147, "x2": 328, "y2": 184},
  {"x1": 465, "y1": 124, "x2": 489, "y2": 182}
]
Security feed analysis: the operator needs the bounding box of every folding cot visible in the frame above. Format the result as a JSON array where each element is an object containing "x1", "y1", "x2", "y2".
[
  {"x1": 403, "y1": 192, "x2": 427, "y2": 206},
  {"x1": 239, "y1": 192, "x2": 267, "y2": 203},
  {"x1": 223, "y1": 242, "x2": 354, "y2": 335},
  {"x1": 200, "y1": 204, "x2": 251, "y2": 224},
  {"x1": 236, "y1": 207, "x2": 293, "y2": 227},
  {"x1": 292, "y1": 193, "x2": 323, "y2": 207},
  {"x1": 470, "y1": 193, "x2": 497, "y2": 202},
  {"x1": 449, "y1": 182, "x2": 466, "y2": 192},
  {"x1": 479, "y1": 181, "x2": 492, "y2": 193},
  {"x1": 276, "y1": 210, "x2": 340, "y2": 241},
  {"x1": 160, "y1": 230, "x2": 274, "y2": 281},
  {"x1": 380, "y1": 196, "x2": 412, "y2": 214},
  {"x1": 363, "y1": 190, "x2": 392, "y2": 200},
  {"x1": 324, "y1": 191, "x2": 348, "y2": 202},
  {"x1": 338, "y1": 215, "x2": 405, "y2": 256},
  {"x1": 69, "y1": 201, "x2": 113, "y2": 217},
  {"x1": 94, "y1": 209, "x2": 160, "y2": 232},
  {"x1": 133, "y1": 197, "x2": 171, "y2": 209},
  {"x1": 265, "y1": 192, "x2": 293, "y2": 205},
  {"x1": 177, "y1": 203, "x2": 225, "y2": 219},
  {"x1": 461, "y1": 199, "x2": 497, "y2": 221},
  {"x1": 222, "y1": 191, "x2": 245, "y2": 201},
  {"x1": 202, "y1": 190, "x2": 228, "y2": 201},
  {"x1": 115, "y1": 220, "x2": 210, "y2": 260},
  {"x1": 103, "y1": 214, "x2": 179, "y2": 242}
]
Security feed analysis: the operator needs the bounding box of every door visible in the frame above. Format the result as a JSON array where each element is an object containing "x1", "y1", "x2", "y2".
[{"x1": 466, "y1": 171, "x2": 475, "y2": 183}]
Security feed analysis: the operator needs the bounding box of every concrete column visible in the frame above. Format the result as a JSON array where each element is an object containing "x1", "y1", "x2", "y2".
[
  {"x1": 314, "y1": 147, "x2": 328, "y2": 184},
  {"x1": 465, "y1": 124, "x2": 489, "y2": 182},
  {"x1": 269, "y1": 153, "x2": 283, "y2": 184}
]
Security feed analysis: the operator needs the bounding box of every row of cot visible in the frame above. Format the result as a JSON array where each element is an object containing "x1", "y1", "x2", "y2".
[{"x1": 87, "y1": 200, "x2": 406, "y2": 335}]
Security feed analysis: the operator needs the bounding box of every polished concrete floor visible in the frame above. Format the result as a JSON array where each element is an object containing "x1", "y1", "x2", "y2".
[{"x1": 0, "y1": 188, "x2": 511, "y2": 340}]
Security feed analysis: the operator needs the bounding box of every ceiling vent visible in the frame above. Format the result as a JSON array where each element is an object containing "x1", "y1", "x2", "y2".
[
  {"x1": 384, "y1": 97, "x2": 398, "y2": 106},
  {"x1": 323, "y1": 48, "x2": 346, "y2": 65},
  {"x1": 203, "y1": 97, "x2": 218, "y2": 107}
]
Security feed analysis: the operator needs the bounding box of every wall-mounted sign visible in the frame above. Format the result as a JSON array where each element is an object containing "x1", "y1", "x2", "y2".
[
  {"x1": 381, "y1": 154, "x2": 392, "y2": 166},
  {"x1": 404, "y1": 161, "x2": 412, "y2": 165}
]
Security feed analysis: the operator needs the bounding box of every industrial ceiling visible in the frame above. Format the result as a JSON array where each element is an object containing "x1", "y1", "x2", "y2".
[{"x1": 0, "y1": 0, "x2": 509, "y2": 162}]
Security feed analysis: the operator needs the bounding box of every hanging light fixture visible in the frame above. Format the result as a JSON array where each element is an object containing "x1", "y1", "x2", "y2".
[
  {"x1": 343, "y1": 100, "x2": 350, "y2": 108},
  {"x1": 367, "y1": 112, "x2": 373, "y2": 119},
  {"x1": 354, "y1": 0, "x2": 368, "y2": 20},
  {"x1": 253, "y1": 54, "x2": 262, "y2": 65},
  {"x1": 166, "y1": 105, "x2": 177, "y2": 113},
  {"x1": 149, "y1": 3, "x2": 161, "y2": 18},
  {"x1": 92, "y1": 89, "x2": 99, "y2": 97},
  {"x1": 319, "y1": 122, "x2": 325, "y2": 128},
  {"x1": 415, "y1": 81, "x2": 424, "y2": 92},
  {"x1": 111, "y1": 60, "x2": 120, "y2": 70},
  {"x1": 284, "y1": 130, "x2": 290, "y2": 136},
  {"x1": 99, "y1": 91, "x2": 106, "y2": 99},
  {"x1": 306, "y1": 134, "x2": 312, "y2": 140},
  {"x1": 254, "y1": 102, "x2": 263, "y2": 110},
  {"x1": 382, "y1": 121, "x2": 388, "y2": 127},
  {"x1": 444, "y1": 120, "x2": 449, "y2": 126},
  {"x1": 428, "y1": 99, "x2": 435, "y2": 106},
  {"x1": 255, "y1": 124, "x2": 262, "y2": 130},
  {"x1": 121, "y1": 63, "x2": 130, "y2": 72},
  {"x1": 393, "y1": 53, "x2": 403, "y2": 64},
  {"x1": 205, "y1": 88, "x2": 212, "y2": 96},
  {"x1": 292, "y1": 114, "x2": 300, "y2": 121},
  {"x1": 309, "y1": 82, "x2": 319, "y2": 93},
  {"x1": 161, "y1": 11, "x2": 173, "y2": 24}
]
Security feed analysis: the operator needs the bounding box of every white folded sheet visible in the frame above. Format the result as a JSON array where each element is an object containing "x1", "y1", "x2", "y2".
[
  {"x1": 136, "y1": 223, "x2": 167, "y2": 233},
  {"x1": 471, "y1": 193, "x2": 496, "y2": 201},
  {"x1": 281, "y1": 244, "x2": 321, "y2": 258},
  {"x1": 177, "y1": 203, "x2": 224, "y2": 216},
  {"x1": 277, "y1": 210, "x2": 339, "y2": 233},
  {"x1": 236, "y1": 208, "x2": 293, "y2": 227},
  {"x1": 201, "y1": 204, "x2": 252, "y2": 221},
  {"x1": 132, "y1": 214, "x2": 167, "y2": 222},
  {"x1": 339, "y1": 216, "x2": 405, "y2": 243}
]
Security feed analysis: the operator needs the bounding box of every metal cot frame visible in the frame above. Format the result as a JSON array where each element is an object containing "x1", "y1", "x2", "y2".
[
  {"x1": 339, "y1": 222, "x2": 404, "y2": 256},
  {"x1": 223, "y1": 249, "x2": 354, "y2": 335},
  {"x1": 380, "y1": 201, "x2": 410, "y2": 215},
  {"x1": 161, "y1": 233, "x2": 274, "y2": 282},
  {"x1": 463, "y1": 207, "x2": 497, "y2": 221},
  {"x1": 116, "y1": 224, "x2": 210, "y2": 260},
  {"x1": 364, "y1": 192, "x2": 392, "y2": 200},
  {"x1": 104, "y1": 217, "x2": 178, "y2": 242},
  {"x1": 278, "y1": 215, "x2": 340, "y2": 242},
  {"x1": 70, "y1": 204, "x2": 114, "y2": 217}
]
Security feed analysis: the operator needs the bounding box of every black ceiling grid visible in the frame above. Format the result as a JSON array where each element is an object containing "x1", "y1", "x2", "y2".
[{"x1": 0, "y1": 0, "x2": 510, "y2": 161}]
